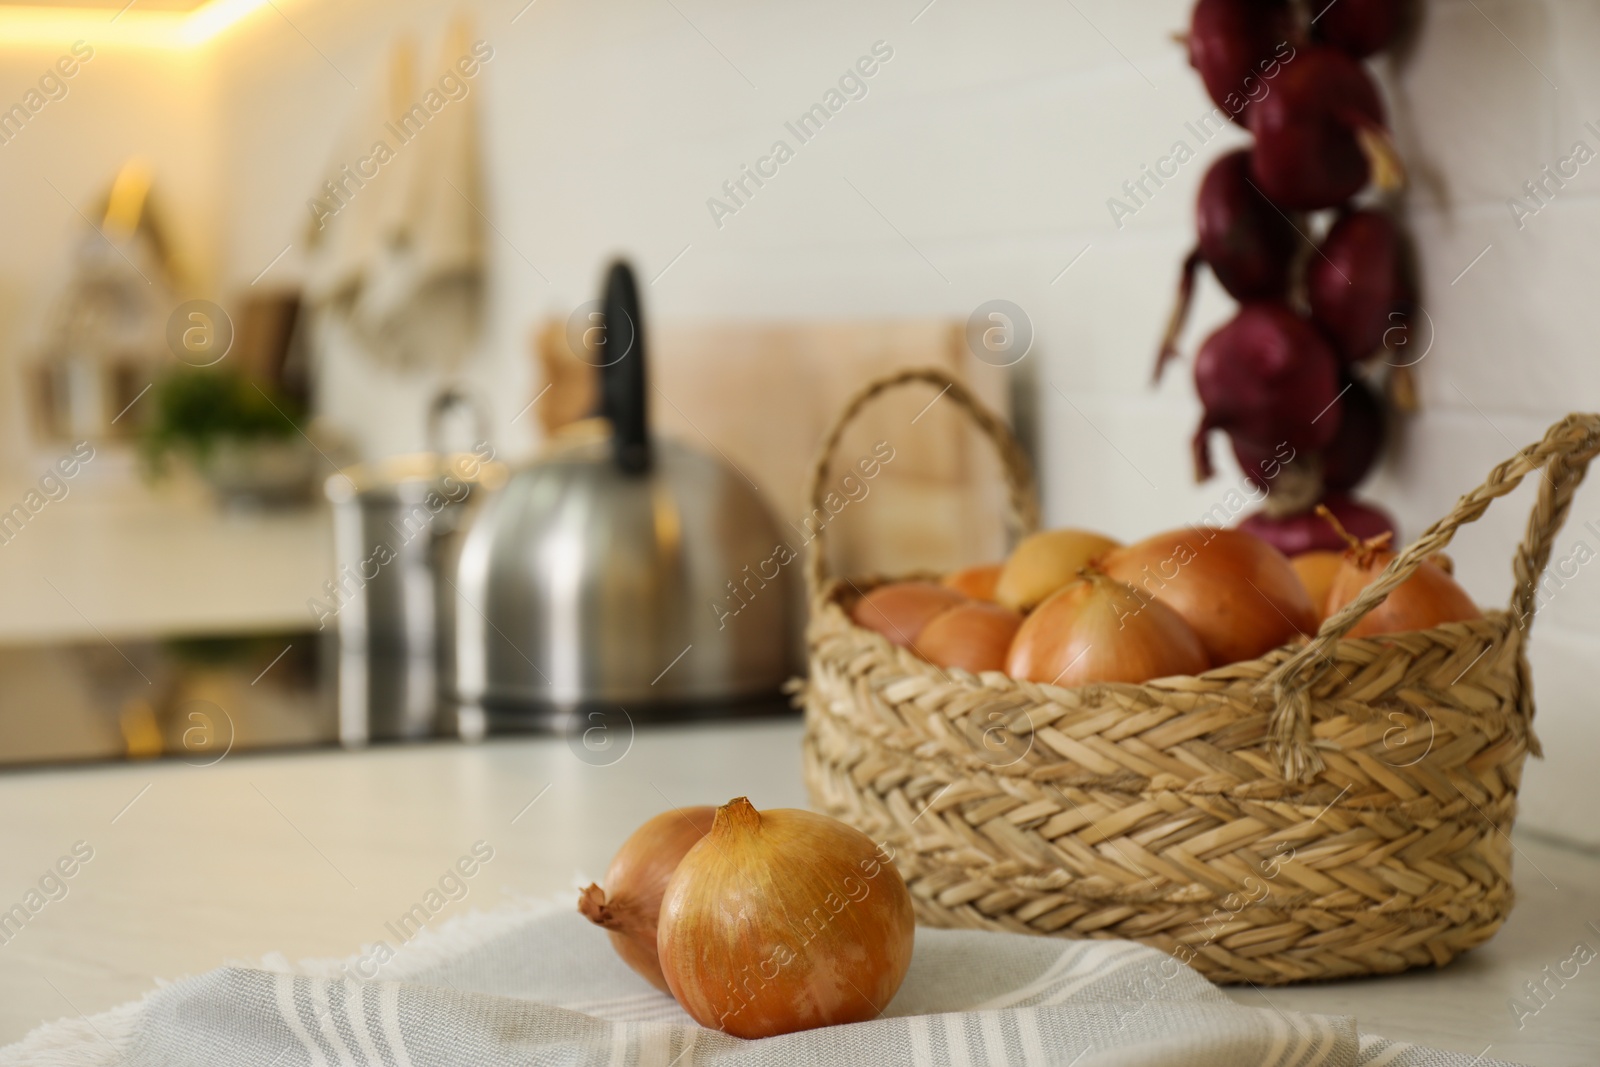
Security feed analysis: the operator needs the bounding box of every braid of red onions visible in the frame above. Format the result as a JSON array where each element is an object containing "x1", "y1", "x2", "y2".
[{"x1": 1165, "y1": 0, "x2": 1416, "y2": 560}]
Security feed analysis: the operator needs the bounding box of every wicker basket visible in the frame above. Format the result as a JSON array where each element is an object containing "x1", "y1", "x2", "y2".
[{"x1": 801, "y1": 367, "x2": 1596, "y2": 985}]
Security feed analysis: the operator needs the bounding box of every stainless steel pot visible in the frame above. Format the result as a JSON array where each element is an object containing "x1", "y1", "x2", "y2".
[
  {"x1": 325, "y1": 391, "x2": 506, "y2": 744},
  {"x1": 454, "y1": 261, "x2": 797, "y2": 733}
]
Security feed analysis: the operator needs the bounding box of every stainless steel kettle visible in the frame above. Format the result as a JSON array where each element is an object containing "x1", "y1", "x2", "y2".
[{"x1": 454, "y1": 261, "x2": 797, "y2": 733}]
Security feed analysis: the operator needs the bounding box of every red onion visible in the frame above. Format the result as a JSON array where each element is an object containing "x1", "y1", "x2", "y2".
[
  {"x1": 1193, "y1": 303, "x2": 1343, "y2": 481},
  {"x1": 1247, "y1": 46, "x2": 1401, "y2": 209},
  {"x1": 1238, "y1": 493, "x2": 1397, "y2": 556},
  {"x1": 1232, "y1": 371, "x2": 1385, "y2": 499},
  {"x1": 1230, "y1": 434, "x2": 1324, "y2": 515},
  {"x1": 1157, "y1": 151, "x2": 1302, "y2": 379},
  {"x1": 1315, "y1": 0, "x2": 1408, "y2": 59},
  {"x1": 1308, "y1": 209, "x2": 1412, "y2": 363},
  {"x1": 1198, "y1": 150, "x2": 1301, "y2": 300},
  {"x1": 1321, "y1": 374, "x2": 1385, "y2": 490},
  {"x1": 1187, "y1": 0, "x2": 1295, "y2": 126}
]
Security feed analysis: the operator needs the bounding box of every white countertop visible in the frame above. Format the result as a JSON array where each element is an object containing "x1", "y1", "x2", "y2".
[
  {"x1": 1, "y1": 720, "x2": 1597, "y2": 1064},
  {"x1": 0, "y1": 475, "x2": 332, "y2": 645}
]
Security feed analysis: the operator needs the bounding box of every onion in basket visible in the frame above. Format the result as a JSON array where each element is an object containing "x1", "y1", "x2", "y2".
[
  {"x1": 1100, "y1": 527, "x2": 1316, "y2": 666},
  {"x1": 1319, "y1": 507, "x2": 1480, "y2": 637},
  {"x1": 917, "y1": 601, "x2": 1022, "y2": 673},
  {"x1": 942, "y1": 562, "x2": 1002, "y2": 601},
  {"x1": 1005, "y1": 570, "x2": 1208, "y2": 686},
  {"x1": 850, "y1": 582, "x2": 966, "y2": 647},
  {"x1": 994, "y1": 528, "x2": 1121, "y2": 611},
  {"x1": 1291, "y1": 550, "x2": 1344, "y2": 625}
]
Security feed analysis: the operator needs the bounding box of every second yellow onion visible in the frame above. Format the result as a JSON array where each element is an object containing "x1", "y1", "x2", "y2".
[
  {"x1": 1006, "y1": 570, "x2": 1209, "y2": 686},
  {"x1": 1099, "y1": 527, "x2": 1316, "y2": 666}
]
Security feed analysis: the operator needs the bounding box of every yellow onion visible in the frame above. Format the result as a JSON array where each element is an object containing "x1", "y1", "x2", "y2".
[
  {"x1": 1318, "y1": 508, "x2": 1479, "y2": 638},
  {"x1": 1100, "y1": 527, "x2": 1315, "y2": 666},
  {"x1": 1005, "y1": 570, "x2": 1208, "y2": 686},
  {"x1": 579, "y1": 806, "x2": 716, "y2": 991},
  {"x1": 917, "y1": 601, "x2": 1022, "y2": 673},
  {"x1": 1290, "y1": 550, "x2": 1344, "y2": 625},
  {"x1": 942, "y1": 562, "x2": 1002, "y2": 601},
  {"x1": 994, "y1": 528, "x2": 1121, "y2": 611},
  {"x1": 849, "y1": 581, "x2": 966, "y2": 647},
  {"x1": 656, "y1": 797, "x2": 915, "y2": 1039}
]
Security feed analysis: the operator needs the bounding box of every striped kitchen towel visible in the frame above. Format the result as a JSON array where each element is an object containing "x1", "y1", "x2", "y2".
[{"x1": 2, "y1": 898, "x2": 1525, "y2": 1066}]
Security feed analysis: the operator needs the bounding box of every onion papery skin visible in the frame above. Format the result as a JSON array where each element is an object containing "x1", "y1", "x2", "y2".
[
  {"x1": 1324, "y1": 548, "x2": 1481, "y2": 638},
  {"x1": 1187, "y1": 0, "x2": 1295, "y2": 127},
  {"x1": 849, "y1": 582, "x2": 966, "y2": 648},
  {"x1": 1005, "y1": 572, "x2": 1208, "y2": 686},
  {"x1": 995, "y1": 528, "x2": 1122, "y2": 612},
  {"x1": 1308, "y1": 210, "x2": 1410, "y2": 365},
  {"x1": 1197, "y1": 149, "x2": 1300, "y2": 301},
  {"x1": 917, "y1": 601, "x2": 1022, "y2": 673},
  {"x1": 1247, "y1": 46, "x2": 1389, "y2": 209},
  {"x1": 1100, "y1": 527, "x2": 1316, "y2": 666},
  {"x1": 942, "y1": 563, "x2": 1002, "y2": 601},
  {"x1": 1157, "y1": 150, "x2": 1302, "y2": 380},
  {"x1": 579, "y1": 806, "x2": 717, "y2": 992},
  {"x1": 1320, "y1": 373, "x2": 1387, "y2": 491},
  {"x1": 1235, "y1": 375, "x2": 1385, "y2": 500},
  {"x1": 657, "y1": 798, "x2": 915, "y2": 1039},
  {"x1": 1192, "y1": 303, "x2": 1342, "y2": 481},
  {"x1": 1291, "y1": 551, "x2": 1345, "y2": 624}
]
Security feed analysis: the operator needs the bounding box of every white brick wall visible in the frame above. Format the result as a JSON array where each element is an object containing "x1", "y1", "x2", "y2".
[
  {"x1": 1383, "y1": 0, "x2": 1600, "y2": 846},
  {"x1": 0, "y1": 0, "x2": 1595, "y2": 842}
]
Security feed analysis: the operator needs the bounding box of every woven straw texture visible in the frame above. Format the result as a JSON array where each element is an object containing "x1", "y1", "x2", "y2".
[{"x1": 800, "y1": 367, "x2": 1599, "y2": 985}]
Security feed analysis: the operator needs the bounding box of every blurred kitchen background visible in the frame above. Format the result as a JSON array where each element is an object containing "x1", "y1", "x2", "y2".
[{"x1": 0, "y1": 0, "x2": 1595, "y2": 849}]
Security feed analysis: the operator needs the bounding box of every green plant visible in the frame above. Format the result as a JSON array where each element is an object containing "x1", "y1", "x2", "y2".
[{"x1": 140, "y1": 367, "x2": 305, "y2": 475}]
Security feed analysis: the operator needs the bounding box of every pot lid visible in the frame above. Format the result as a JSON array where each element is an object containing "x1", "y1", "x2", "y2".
[{"x1": 324, "y1": 451, "x2": 507, "y2": 505}]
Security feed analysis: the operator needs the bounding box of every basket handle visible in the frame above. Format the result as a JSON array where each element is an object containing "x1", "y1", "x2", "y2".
[
  {"x1": 804, "y1": 367, "x2": 1040, "y2": 598},
  {"x1": 1266, "y1": 412, "x2": 1600, "y2": 780}
]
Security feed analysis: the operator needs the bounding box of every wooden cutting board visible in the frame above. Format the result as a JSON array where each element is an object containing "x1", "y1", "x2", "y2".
[{"x1": 534, "y1": 318, "x2": 1016, "y2": 581}]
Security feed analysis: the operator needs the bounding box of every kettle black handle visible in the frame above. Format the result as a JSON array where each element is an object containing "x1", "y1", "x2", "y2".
[{"x1": 598, "y1": 260, "x2": 651, "y2": 474}]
